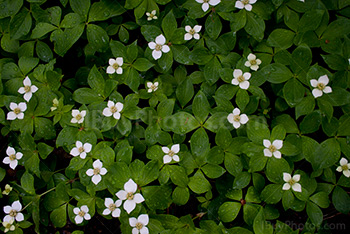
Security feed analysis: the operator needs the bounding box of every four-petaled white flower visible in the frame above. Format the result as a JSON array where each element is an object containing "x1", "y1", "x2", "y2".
[
  {"x1": 282, "y1": 173, "x2": 302, "y2": 192},
  {"x1": 244, "y1": 53, "x2": 262, "y2": 71},
  {"x1": 103, "y1": 101, "x2": 123, "y2": 120},
  {"x1": 18, "y1": 76, "x2": 38, "y2": 102},
  {"x1": 116, "y1": 179, "x2": 145, "y2": 214},
  {"x1": 70, "y1": 141, "x2": 92, "y2": 159},
  {"x1": 51, "y1": 98, "x2": 59, "y2": 111},
  {"x1": 263, "y1": 139, "x2": 283, "y2": 159},
  {"x1": 184, "y1": 25, "x2": 202, "y2": 41},
  {"x1": 107, "y1": 57, "x2": 123, "y2": 74},
  {"x1": 7, "y1": 102, "x2": 27, "y2": 120},
  {"x1": 235, "y1": 0, "x2": 256, "y2": 11},
  {"x1": 2, "y1": 219, "x2": 15, "y2": 233},
  {"x1": 298, "y1": 0, "x2": 305, "y2": 2},
  {"x1": 146, "y1": 82, "x2": 159, "y2": 93},
  {"x1": 102, "y1": 198, "x2": 122, "y2": 217},
  {"x1": 71, "y1": 109, "x2": 86, "y2": 124},
  {"x1": 162, "y1": 144, "x2": 180, "y2": 164},
  {"x1": 336, "y1": 157, "x2": 350, "y2": 178},
  {"x1": 310, "y1": 75, "x2": 332, "y2": 98},
  {"x1": 3, "y1": 200, "x2": 24, "y2": 223},
  {"x1": 146, "y1": 10, "x2": 157, "y2": 21},
  {"x1": 196, "y1": 0, "x2": 221, "y2": 12},
  {"x1": 2, "y1": 184, "x2": 13, "y2": 195},
  {"x1": 227, "y1": 108, "x2": 249, "y2": 129},
  {"x1": 73, "y1": 205, "x2": 91, "y2": 224},
  {"x1": 3, "y1": 146, "x2": 23, "y2": 170},
  {"x1": 129, "y1": 214, "x2": 149, "y2": 234},
  {"x1": 231, "y1": 69, "x2": 251, "y2": 90},
  {"x1": 86, "y1": 159, "x2": 108, "y2": 185},
  {"x1": 148, "y1": 34, "x2": 170, "y2": 60}
]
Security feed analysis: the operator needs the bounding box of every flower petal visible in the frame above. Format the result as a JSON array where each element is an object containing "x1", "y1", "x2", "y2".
[
  {"x1": 92, "y1": 174, "x2": 102, "y2": 184},
  {"x1": 7, "y1": 112, "x2": 16, "y2": 120},
  {"x1": 116, "y1": 57, "x2": 123, "y2": 66},
  {"x1": 263, "y1": 139, "x2": 271, "y2": 148},
  {"x1": 116, "y1": 67, "x2": 123, "y2": 74},
  {"x1": 233, "y1": 108, "x2": 240, "y2": 115},
  {"x1": 116, "y1": 102, "x2": 124, "y2": 111},
  {"x1": 240, "y1": 114, "x2": 249, "y2": 124},
  {"x1": 310, "y1": 79, "x2": 318, "y2": 87},
  {"x1": 227, "y1": 113, "x2": 234, "y2": 124},
  {"x1": 133, "y1": 193, "x2": 145, "y2": 204},
  {"x1": 109, "y1": 58, "x2": 116, "y2": 66},
  {"x1": 292, "y1": 183, "x2": 302, "y2": 192},
  {"x1": 124, "y1": 200, "x2": 136, "y2": 214},
  {"x1": 73, "y1": 207, "x2": 80, "y2": 215},
  {"x1": 113, "y1": 112, "x2": 121, "y2": 120},
  {"x1": 116, "y1": 190, "x2": 127, "y2": 200},
  {"x1": 103, "y1": 108, "x2": 113, "y2": 117},
  {"x1": 75, "y1": 215, "x2": 83, "y2": 224},
  {"x1": 9, "y1": 160, "x2": 18, "y2": 169},
  {"x1": 152, "y1": 50, "x2": 162, "y2": 60},
  {"x1": 245, "y1": 4, "x2": 253, "y2": 11},
  {"x1": 172, "y1": 155, "x2": 180, "y2": 162},
  {"x1": 231, "y1": 78, "x2": 239, "y2": 85},
  {"x1": 292, "y1": 174, "x2": 301, "y2": 182},
  {"x1": 243, "y1": 72, "x2": 251, "y2": 80},
  {"x1": 129, "y1": 217, "x2": 138, "y2": 227},
  {"x1": 140, "y1": 227, "x2": 149, "y2": 234},
  {"x1": 9, "y1": 102, "x2": 18, "y2": 110},
  {"x1": 209, "y1": 0, "x2": 221, "y2": 6},
  {"x1": 312, "y1": 89, "x2": 323, "y2": 98},
  {"x1": 185, "y1": 25, "x2": 191, "y2": 32},
  {"x1": 125, "y1": 179, "x2": 137, "y2": 193},
  {"x1": 70, "y1": 147, "x2": 80, "y2": 156},
  {"x1": 193, "y1": 33, "x2": 200, "y2": 40},
  {"x1": 104, "y1": 198, "x2": 114, "y2": 207},
  {"x1": 282, "y1": 183, "x2": 291, "y2": 190},
  {"x1": 233, "y1": 121, "x2": 241, "y2": 129},
  {"x1": 107, "y1": 100, "x2": 115, "y2": 108},
  {"x1": 283, "y1": 173, "x2": 291, "y2": 182},
  {"x1": 162, "y1": 45, "x2": 170, "y2": 53},
  {"x1": 18, "y1": 102, "x2": 27, "y2": 111},
  {"x1": 84, "y1": 213, "x2": 91, "y2": 220},
  {"x1": 17, "y1": 113, "x2": 24, "y2": 119},
  {"x1": 100, "y1": 167, "x2": 107, "y2": 175},
  {"x1": 194, "y1": 25, "x2": 202, "y2": 32},
  {"x1": 15, "y1": 212, "x2": 24, "y2": 222},
  {"x1": 251, "y1": 64, "x2": 259, "y2": 71},
  {"x1": 112, "y1": 209, "x2": 121, "y2": 217},
  {"x1": 184, "y1": 33, "x2": 192, "y2": 41},
  {"x1": 81, "y1": 205, "x2": 89, "y2": 213},
  {"x1": 3, "y1": 157, "x2": 10, "y2": 164},
  {"x1": 233, "y1": 69, "x2": 242, "y2": 78},
  {"x1": 102, "y1": 208, "x2": 111, "y2": 215},
  {"x1": 318, "y1": 75, "x2": 329, "y2": 85},
  {"x1": 18, "y1": 87, "x2": 25, "y2": 94},
  {"x1": 343, "y1": 170, "x2": 350, "y2": 177},
  {"x1": 264, "y1": 149, "x2": 272, "y2": 157},
  {"x1": 24, "y1": 92, "x2": 32, "y2": 102},
  {"x1": 340, "y1": 157, "x2": 348, "y2": 166},
  {"x1": 23, "y1": 77, "x2": 31, "y2": 86},
  {"x1": 84, "y1": 143, "x2": 92, "y2": 153},
  {"x1": 148, "y1": 42, "x2": 156, "y2": 50},
  {"x1": 171, "y1": 144, "x2": 180, "y2": 153},
  {"x1": 138, "y1": 214, "x2": 149, "y2": 225},
  {"x1": 201, "y1": 2, "x2": 209, "y2": 12},
  {"x1": 80, "y1": 152, "x2": 87, "y2": 159},
  {"x1": 12, "y1": 201, "x2": 22, "y2": 211},
  {"x1": 162, "y1": 147, "x2": 170, "y2": 154},
  {"x1": 31, "y1": 85, "x2": 38, "y2": 93},
  {"x1": 273, "y1": 151, "x2": 281, "y2": 159},
  {"x1": 163, "y1": 155, "x2": 172, "y2": 164},
  {"x1": 86, "y1": 169, "x2": 94, "y2": 176},
  {"x1": 247, "y1": 53, "x2": 256, "y2": 60},
  {"x1": 93, "y1": 159, "x2": 103, "y2": 169},
  {"x1": 273, "y1": 140, "x2": 283, "y2": 149},
  {"x1": 155, "y1": 34, "x2": 166, "y2": 45},
  {"x1": 235, "y1": 1, "x2": 244, "y2": 9},
  {"x1": 239, "y1": 81, "x2": 249, "y2": 89},
  {"x1": 6, "y1": 147, "x2": 15, "y2": 156},
  {"x1": 4, "y1": 205, "x2": 12, "y2": 214},
  {"x1": 323, "y1": 86, "x2": 332, "y2": 93}
]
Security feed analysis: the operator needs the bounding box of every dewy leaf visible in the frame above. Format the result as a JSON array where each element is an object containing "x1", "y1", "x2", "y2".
[
  {"x1": 132, "y1": 58, "x2": 154, "y2": 71},
  {"x1": 176, "y1": 78, "x2": 194, "y2": 108},
  {"x1": 88, "y1": 0, "x2": 125, "y2": 22},
  {"x1": 332, "y1": 186, "x2": 350, "y2": 214},
  {"x1": 192, "y1": 91, "x2": 210, "y2": 124},
  {"x1": 267, "y1": 29, "x2": 295, "y2": 49},
  {"x1": 283, "y1": 78, "x2": 305, "y2": 107},
  {"x1": 253, "y1": 208, "x2": 273, "y2": 234},
  {"x1": 191, "y1": 128, "x2": 210, "y2": 163},
  {"x1": 86, "y1": 24, "x2": 109, "y2": 52},
  {"x1": 0, "y1": 0, "x2": 23, "y2": 19},
  {"x1": 88, "y1": 65, "x2": 105, "y2": 96},
  {"x1": 31, "y1": 22, "x2": 57, "y2": 39},
  {"x1": 10, "y1": 7, "x2": 32, "y2": 40},
  {"x1": 190, "y1": 47, "x2": 214, "y2": 65},
  {"x1": 247, "y1": 120, "x2": 270, "y2": 144},
  {"x1": 188, "y1": 170, "x2": 211, "y2": 194},
  {"x1": 162, "y1": 10, "x2": 177, "y2": 39},
  {"x1": 245, "y1": 12, "x2": 265, "y2": 41},
  {"x1": 260, "y1": 63, "x2": 293, "y2": 84},
  {"x1": 52, "y1": 24, "x2": 85, "y2": 56},
  {"x1": 306, "y1": 201, "x2": 323, "y2": 227},
  {"x1": 218, "y1": 202, "x2": 241, "y2": 223},
  {"x1": 69, "y1": 0, "x2": 90, "y2": 19},
  {"x1": 50, "y1": 204, "x2": 67, "y2": 228},
  {"x1": 298, "y1": 9, "x2": 324, "y2": 33},
  {"x1": 73, "y1": 88, "x2": 104, "y2": 104},
  {"x1": 21, "y1": 171, "x2": 36, "y2": 195},
  {"x1": 205, "y1": 13, "x2": 222, "y2": 40},
  {"x1": 260, "y1": 184, "x2": 282, "y2": 204}
]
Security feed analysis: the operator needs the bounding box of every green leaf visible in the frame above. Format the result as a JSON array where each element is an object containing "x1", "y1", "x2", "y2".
[
  {"x1": 93, "y1": 142, "x2": 115, "y2": 166},
  {"x1": 191, "y1": 128, "x2": 210, "y2": 162},
  {"x1": 21, "y1": 171, "x2": 36, "y2": 195},
  {"x1": 224, "y1": 153, "x2": 243, "y2": 176},
  {"x1": 283, "y1": 78, "x2": 305, "y2": 107},
  {"x1": 37, "y1": 142, "x2": 54, "y2": 159},
  {"x1": 10, "y1": 7, "x2": 32, "y2": 40},
  {"x1": 236, "y1": 89, "x2": 249, "y2": 111},
  {"x1": 69, "y1": 0, "x2": 90, "y2": 19},
  {"x1": 53, "y1": 24, "x2": 85, "y2": 56},
  {"x1": 265, "y1": 157, "x2": 290, "y2": 183},
  {"x1": 306, "y1": 201, "x2": 323, "y2": 227},
  {"x1": 299, "y1": 111, "x2": 321, "y2": 134},
  {"x1": 247, "y1": 120, "x2": 270, "y2": 144},
  {"x1": 172, "y1": 187, "x2": 190, "y2": 205},
  {"x1": 73, "y1": 88, "x2": 104, "y2": 104},
  {"x1": 172, "y1": 45, "x2": 193, "y2": 65},
  {"x1": 313, "y1": 138, "x2": 340, "y2": 171},
  {"x1": 274, "y1": 114, "x2": 299, "y2": 134},
  {"x1": 290, "y1": 44, "x2": 312, "y2": 73},
  {"x1": 232, "y1": 171, "x2": 251, "y2": 189},
  {"x1": 88, "y1": 65, "x2": 105, "y2": 96},
  {"x1": 202, "y1": 164, "x2": 226, "y2": 179},
  {"x1": 1, "y1": 34, "x2": 19, "y2": 53},
  {"x1": 192, "y1": 91, "x2": 210, "y2": 124},
  {"x1": 322, "y1": 54, "x2": 348, "y2": 71},
  {"x1": 323, "y1": 87, "x2": 350, "y2": 106},
  {"x1": 337, "y1": 114, "x2": 350, "y2": 136},
  {"x1": 267, "y1": 29, "x2": 295, "y2": 49},
  {"x1": 141, "y1": 25, "x2": 162, "y2": 42},
  {"x1": 36, "y1": 41, "x2": 54, "y2": 62},
  {"x1": 117, "y1": 115, "x2": 132, "y2": 136},
  {"x1": 204, "y1": 57, "x2": 221, "y2": 85},
  {"x1": 139, "y1": 160, "x2": 159, "y2": 186},
  {"x1": 0, "y1": 0, "x2": 23, "y2": 19},
  {"x1": 218, "y1": 202, "x2": 241, "y2": 222},
  {"x1": 260, "y1": 63, "x2": 293, "y2": 84},
  {"x1": 88, "y1": 0, "x2": 125, "y2": 22},
  {"x1": 31, "y1": 22, "x2": 57, "y2": 39},
  {"x1": 188, "y1": 170, "x2": 211, "y2": 194},
  {"x1": 132, "y1": 58, "x2": 154, "y2": 71},
  {"x1": 253, "y1": 208, "x2": 273, "y2": 234},
  {"x1": 332, "y1": 186, "x2": 350, "y2": 214},
  {"x1": 176, "y1": 78, "x2": 194, "y2": 107},
  {"x1": 161, "y1": 10, "x2": 177, "y2": 39},
  {"x1": 86, "y1": 24, "x2": 109, "y2": 52},
  {"x1": 204, "y1": 112, "x2": 231, "y2": 133},
  {"x1": 205, "y1": 13, "x2": 222, "y2": 40},
  {"x1": 157, "y1": 98, "x2": 175, "y2": 118},
  {"x1": 190, "y1": 47, "x2": 214, "y2": 65},
  {"x1": 260, "y1": 184, "x2": 283, "y2": 204},
  {"x1": 18, "y1": 57, "x2": 39, "y2": 75},
  {"x1": 295, "y1": 96, "x2": 315, "y2": 119},
  {"x1": 228, "y1": 10, "x2": 246, "y2": 32},
  {"x1": 168, "y1": 165, "x2": 189, "y2": 187},
  {"x1": 50, "y1": 204, "x2": 67, "y2": 228},
  {"x1": 310, "y1": 192, "x2": 330, "y2": 208},
  {"x1": 298, "y1": 9, "x2": 324, "y2": 33},
  {"x1": 245, "y1": 12, "x2": 265, "y2": 41},
  {"x1": 142, "y1": 185, "x2": 172, "y2": 210}
]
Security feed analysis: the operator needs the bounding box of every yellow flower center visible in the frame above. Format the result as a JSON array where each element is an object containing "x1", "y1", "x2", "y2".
[
  {"x1": 149, "y1": 13, "x2": 154, "y2": 17},
  {"x1": 24, "y1": 85, "x2": 31, "y2": 92},
  {"x1": 110, "y1": 106, "x2": 118, "y2": 113},
  {"x1": 317, "y1": 83, "x2": 325, "y2": 90},
  {"x1": 289, "y1": 179, "x2": 296, "y2": 186},
  {"x1": 136, "y1": 222, "x2": 143, "y2": 230},
  {"x1": 75, "y1": 114, "x2": 82, "y2": 121},
  {"x1": 168, "y1": 150, "x2": 175, "y2": 157},
  {"x1": 9, "y1": 154, "x2": 16, "y2": 161},
  {"x1": 112, "y1": 63, "x2": 119, "y2": 70},
  {"x1": 150, "y1": 84, "x2": 157, "y2": 90},
  {"x1": 78, "y1": 210, "x2": 85, "y2": 217},
  {"x1": 155, "y1": 44, "x2": 162, "y2": 51},
  {"x1": 93, "y1": 168, "x2": 100, "y2": 175},
  {"x1": 268, "y1": 145, "x2": 276, "y2": 153},
  {"x1": 233, "y1": 115, "x2": 241, "y2": 122},
  {"x1": 342, "y1": 165, "x2": 349, "y2": 171},
  {"x1": 189, "y1": 29, "x2": 196, "y2": 35},
  {"x1": 78, "y1": 147, "x2": 85, "y2": 153},
  {"x1": 127, "y1": 192, "x2": 134, "y2": 200},
  {"x1": 250, "y1": 59, "x2": 257, "y2": 65},
  {"x1": 242, "y1": 0, "x2": 249, "y2": 4},
  {"x1": 108, "y1": 203, "x2": 117, "y2": 211},
  {"x1": 13, "y1": 108, "x2": 21, "y2": 115},
  {"x1": 9, "y1": 209, "x2": 17, "y2": 217},
  {"x1": 237, "y1": 75, "x2": 245, "y2": 83}
]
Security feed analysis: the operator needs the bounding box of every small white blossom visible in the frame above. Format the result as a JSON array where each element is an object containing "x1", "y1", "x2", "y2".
[
  {"x1": 2, "y1": 184, "x2": 13, "y2": 195},
  {"x1": 231, "y1": 69, "x2": 250, "y2": 90},
  {"x1": 146, "y1": 82, "x2": 159, "y2": 93},
  {"x1": 227, "y1": 108, "x2": 249, "y2": 129},
  {"x1": 184, "y1": 25, "x2": 202, "y2": 40},
  {"x1": 2, "y1": 219, "x2": 15, "y2": 233},
  {"x1": 3, "y1": 146, "x2": 23, "y2": 170},
  {"x1": 282, "y1": 173, "x2": 302, "y2": 192},
  {"x1": 70, "y1": 141, "x2": 92, "y2": 159},
  {"x1": 162, "y1": 144, "x2": 180, "y2": 164},
  {"x1": 244, "y1": 53, "x2": 262, "y2": 71},
  {"x1": 310, "y1": 75, "x2": 332, "y2": 98},
  {"x1": 103, "y1": 101, "x2": 123, "y2": 120},
  {"x1": 86, "y1": 159, "x2": 108, "y2": 185},
  {"x1": 116, "y1": 179, "x2": 145, "y2": 214},
  {"x1": 51, "y1": 98, "x2": 59, "y2": 111},
  {"x1": 196, "y1": 0, "x2": 221, "y2": 12},
  {"x1": 73, "y1": 205, "x2": 91, "y2": 224},
  {"x1": 3, "y1": 200, "x2": 24, "y2": 223},
  {"x1": 129, "y1": 214, "x2": 149, "y2": 234},
  {"x1": 102, "y1": 198, "x2": 122, "y2": 217},
  {"x1": 146, "y1": 10, "x2": 157, "y2": 21},
  {"x1": 263, "y1": 139, "x2": 283, "y2": 159},
  {"x1": 235, "y1": 0, "x2": 256, "y2": 11},
  {"x1": 298, "y1": 0, "x2": 305, "y2": 2},
  {"x1": 336, "y1": 157, "x2": 350, "y2": 177},
  {"x1": 7, "y1": 102, "x2": 27, "y2": 120},
  {"x1": 71, "y1": 109, "x2": 86, "y2": 124},
  {"x1": 148, "y1": 34, "x2": 170, "y2": 60},
  {"x1": 107, "y1": 57, "x2": 123, "y2": 74},
  {"x1": 17, "y1": 76, "x2": 38, "y2": 102}
]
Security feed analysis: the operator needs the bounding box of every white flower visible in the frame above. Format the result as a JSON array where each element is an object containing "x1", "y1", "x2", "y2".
[
  {"x1": 116, "y1": 179, "x2": 145, "y2": 214},
  {"x1": 146, "y1": 82, "x2": 159, "y2": 93},
  {"x1": 102, "y1": 198, "x2": 122, "y2": 217},
  {"x1": 196, "y1": 0, "x2": 221, "y2": 12},
  {"x1": 7, "y1": 102, "x2": 27, "y2": 120},
  {"x1": 231, "y1": 69, "x2": 251, "y2": 90},
  {"x1": 298, "y1": 0, "x2": 305, "y2": 2},
  {"x1": 107, "y1": 57, "x2": 123, "y2": 74},
  {"x1": 184, "y1": 25, "x2": 202, "y2": 40},
  {"x1": 102, "y1": 101, "x2": 123, "y2": 120},
  {"x1": 70, "y1": 141, "x2": 92, "y2": 159},
  {"x1": 3, "y1": 200, "x2": 24, "y2": 223},
  {"x1": 263, "y1": 139, "x2": 283, "y2": 159},
  {"x1": 73, "y1": 205, "x2": 91, "y2": 224},
  {"x1": 2, "y1": 219, "x2": 15, "y2": 233},
  {"x1": 51, "y1": 98, "x2": 59, "y2": 111},
  {"x1": 146, "y1": 10, "x2": 157, "y2": 21},
  {"x1": 129, "y1": 214, "x2": 149, "y2": 234},
  {"x1": 235, "y1": 0, "x2": 256, "y2": 11},
  {"x1": 310, "y1": 75, "x2": 332, "y2": 98},
  {"x1": 227, "y1": 108, "x2": 249, "y2": 129},
  {"x1": 244, "y1": 53, "x2": 262, "y2": 71},
  {"x1": 2, "y1": 184, "x2": 13, "y2": 195},
  {"x1": 86, "y1": 159, "x2": 108, "y2": 185},
  {"x1": 162, "y1": 144, "x2": 180, "y2": 164},
  {"x1": 148, "y1": 34, "x2": 170, "y2": 60},
  {"x1": 336, "y1": 157, "x2": 350, "y2": 177},
  {"x1": 70, "y1": 109, "x2": 86, "y2": 124},
  {"x1": 17, "y1": 76, "x2": 38, "y2": 102},
  {"x1": 282, "y1": 173, "x2": 302, "y2": 192},
  {"x1": 3, "y1": 146, "x2": 23, "y2": 170}
]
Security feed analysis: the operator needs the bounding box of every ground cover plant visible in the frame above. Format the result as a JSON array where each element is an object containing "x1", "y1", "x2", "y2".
[{"x1": 0, "y1": 0, "x2": 350, "y2": 233}]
